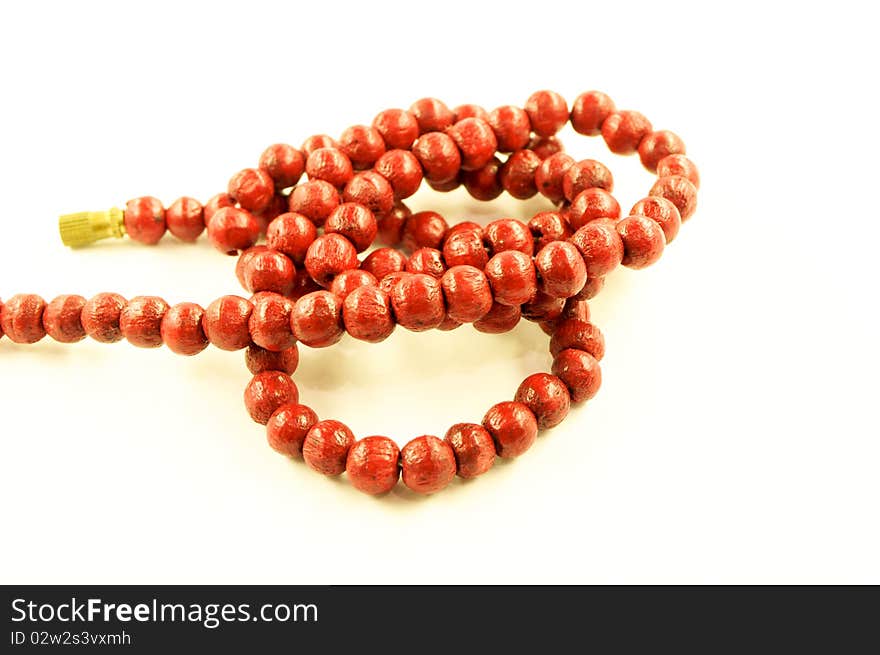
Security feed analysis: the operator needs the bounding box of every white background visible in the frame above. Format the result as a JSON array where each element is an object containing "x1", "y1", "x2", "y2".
[{"x1": 1, "y1": 1, "x2": 877, "y2": 584}]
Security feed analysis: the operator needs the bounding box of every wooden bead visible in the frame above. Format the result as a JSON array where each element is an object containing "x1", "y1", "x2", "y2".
[
  {"x1": 441, "y1": 265, "x2": 493, "y2": 323},
  {"x1": 444, "y1": 222, "x2": 483, "y2": 243},
  {"x1": 401, "y1": 435, "x2": 457, "y2": 494},
  {"x1": 202, "y1": 295, "x2": 252, "y2": 351},
  {"x1": 342, "y1": 285, "x2": 394, "y2": 343},
  {"x1": 444, "y1": 423, "x2": 495, "y2": 479},
  {"x1": 657, "y1": 154, "x2": 700, "y2": 189},
  {"x1": 81, "y1": 293, "x2": 127, "y2": 343},
  {"x1": 567, "y1": 188, "x2": 621, "y2": 230},
  {"x1": 649, "y1": 175, "x2": 698, "y2": 221},
  {"x1": 617, "y1": 215, "x2": 666, "y2": 269},
  {"x1": 528, "y1": 135, "x2": 564, "y2": 160},
  {"x1": 446, "y1": 117, "x2": 497, "y2": 170},
  {"x1": 528, "y1": 211, "x2": 572, "y2": 251},
  {"x1": 303, "y1": 419, "x2": 356, "y2": 476},
  {"x1": 245, "y1": 344, "x2": 299, "y2": 375},
  {"x1": 436, "y1": 315, "x2": 462, "y2": 332},
  {"x1": 482, "y1": 401, "x2": 538, "y2": 458},
  {"x1": 499, "y1": 150, "x2": 541, "y2": 199},
  {"x1": 120, "y1": 296, "x2": 168, "y2": 348},
  {"x1": 401, "y1": 211, "x2": 448, "y2": 252},
  {"x1": 330, "y1": 269, "x2": 378, "y2": 301},
  {"x1": 570, "y1": 90, "x2": 616, "y2": 136},
  {"x1": 376, "y1": 202, "x2": 411, "y2": 246},
  {"x1": 484, "y1": 218, "x2": 534, "y2": 256},
  {"x1": 249, "y1": 292, "x2": 296, "y2": 352},
  {"x1": 165, "y1": 196, "x2": 205, "y2": 242},
  {"x1": 534, "y1": 241, "x2": 587, "y2": 299},
  {"x1": 304, "y1": 233, "x2": 359, "y2": 287},
  {"x1": 245, "y1": 371, "x2": 299, "y2": 425},
  {"x1": 338, "y1": 124, "x2": 386, "y2": 169},
  {"x1": 292, "y1": 291, "x2": 344, "y2": 348},
  {"x1": 406, "y1": 248, "x2": 447, "y2": 278},
  {"x1": 266, "y1": 403, "x2": 318, "y2": 458},
  {"x1": 549, "y1": 319, "x2": 605, "y2": 360},
  {"x1": 521, "y1": 290, "x2": 565, "y2": 322},
  {"x1": 409, "y1": 97, "x2": 454, "y2": 133},
  {"x1": 552, "y1": 348, "x2": 602, "y2": 403},
  {"x1": 288, "y1": 179, "x2": 340, "y2": 227},
  {"x1": 378, "y1": 271, "x2": 413, "y2": 295},
  {"x1": 124, "y1": 196, "x2": 165, "y2": 245},
  {"x1": 539, "y1": 298, "x2": 591, "y2": 335},
  {"x1": 602, "y1": 110, "x2": 653, "y2": 155},
  {"x1": 442, "y1": 229, "x2": 488, "y2": 269},
  {"x1": 207, "y1": 207, "x2": 260, "y2": 255},
  {"x1": 290, "y1": 270, "x2": 323, "y2": 301},
  {"x1": 343, "y1": 171, "x2": 394, "y2": 215},
  {"x1": 324, "y1": 202, "x2": 377, "y2": 253},
  {"x1": 484, "y1": 250, "x2": 537, "y2": 306},
  {"x1": 265, "y1": 212, "x2": 317, "y2": 265},
  {"x1": 360, "y1": 247, "x2": 407, "y2": 280},
  {"x1": 452, "y1": 103, "x2": 490, "y2": 122},
  {"x1": 241, "y1": 249, "x2": 296, "y2": 295},
  {"x1": 228, "y1": 168, "x2": 275, "y2": 213},
  {"x1": 488, "y1": 105, "x2": 531, "y2": 152},
  {"x1": 301, "y1": 134, "x2": 337, "y2": 156},
  {"x1": 346, "y1": 436, "x2": 401, "y2": 495},
  {"x1": 570, "y1": 219, "x2": 625, "y2": 278},
  {"x1": 412, "y1": 132, "x2": 461, "y2": 184},
  {"x1": 577, "y1": 276, "x2": 605, "y2": 300},
  {"x1": 259, "y1": 143, "x2": 305, "y2": 189},
  {"x1": 389, "y1": 273, "x2": 445, "y2": 332},
  {"x1": 374, "y1": 149, "x2": 423, "y2": 199},
  {"x1": 204, "y1": 193, "x2": 235, "y2": 224},
  {"x1": 42, "y1": 295, "x2": 86, "y2": 343},
  {"x1": 473, "y1": 302, "x2": 521, "y2": 334},
  {"x1": 305, "y1": 147, "x2": 354, "y2": 188},
  {"x1": 515, "y1": 373, "x2": 571, "y2": 430},
  {"x1": 630, "y1": 196, "x2": 682, "y2": 243},
  {"x1": 525, "y1": 90, "x2": 569, "y2": 137},
  {"x1": 462, "y1": 157, "x2": 503, "y2": 201},
  {"x1": 563, "y1": 159, "x2": 614, "y2": 202},
  {"x1": 372, "y1": 108, "x2": 420, "y2": 150},
  {"x1": 535, "y1": 152, "x2": 575, "y2": 204},
  {"x1": 0, "y1": 294, "x2": 46, "y2": 343},
  {"x1": 638, "y1": 130, "x2": 686, "y2": 172},
  {"x1": 160, "y1": 302, "x2": 208, "y2": 356}
]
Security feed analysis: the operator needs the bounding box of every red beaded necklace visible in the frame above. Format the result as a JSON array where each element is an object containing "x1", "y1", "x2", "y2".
[{"x1": 0, "y1": 90, "x2": 699, "y2": 497}]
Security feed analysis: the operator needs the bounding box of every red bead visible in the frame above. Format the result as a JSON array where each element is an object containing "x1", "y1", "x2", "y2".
[
  {"x1": 374, "y1": 149, "x2": 423, "y2": 200},
  {"x1": 267, "y1": 403, "x2": 318, "y2": 458},
  {"x1": 499, "y1": 149, "x2": 541, "y2": 199},
  {"x1": 444, "y1": 221, "x2": 483, "y2": 242},
  {"x1": 338, "y1": 125, "x2": 386, "y2": 169},
  {"x1": 552, "y1": 349, "x2": 602, "y2": 403},
  {"x1": 442, "y1": 229, "x2": 488, "y2": 269},
  {"x1": 204, "y1": 193, "x2": 235, "y2": 224},
  {"x1": 301, "y1": 134, "x2": 337, "y2": 156},
  {"x1": 228, "y1": 168, "x2": 274, "y2": 213},
  {"x1": 289, "y1": 270, "x2": 323, "y2": 301},
  {"x1": 528, "y1": 211, "x2": 572, "y2": 251},
  {"x1": 462, "y1": 157, "x2": 503, "y2": 201},
  {"x1": 579, "y1": 276, "x2": 604, "y2": 300},
  {"x1": 303, "y1": 419, "x2": 356, "y2": 476},
  {"x1": 568, "y1": 188, "x2": 621, "y2": 230},
  {"x1": 160, "y1": 302, "x2": 208, "y2": 356},
  {"x1": 346, "y1": 436, "x2": 401, "y2": 495},
  {"x1": 324, "y1": 202, "x2": 377, "y2": 253},
  {"x1": 259, "y1": 143, "x2": 305, "y2": 188},
  {"x1": 401, "y1": 435, "x2": 456, "y2": 494},
  {"x1": 473, "y1": 302, "x2": 521, "y2": 334},
  {"x1": 482, "y1": 401, "x2": 537, "y2": 458},
  {"x1": 649, "y1": 175, "x2": 698, "y2": 221},
  {"x1": 249, "y1": 292, "x2": 296, "y2": 352},
  {"x1": 570, "y1": 90, "x2": 616, "y2": 135},
  {"x1": 452, "y1": 104, "x2": 489, "y2": 122},
  {"x1": 343, "y1": 171, "x2": 394, "y2": 215},
  {"x1": 515, "y1": 373, "x2": 571, "y2": 430},
  {"x1": 265, "y1": 213, "x2": 316, "y2": 265},
  {"x1": 289, "y1": 290, "x2": 341, "y2": 348},
  {"x1": 401, "y1": 211, "x2": 448, "y2": 252},
  {"x1": 372, "y1": 108, "x2": 419, "y2": 150},
  {"x1": 376, "y1": 202, "x2": 411, "y2": 246},
  {"x1": 525, "y1": 90, "x2": 569, "y2": 137},
  {"x1": 446, "y1": 118, "x2": 497, "y2": 170},
  {"x1": 378, "y1": 271, "x2": 413, "y2": 295},
  {"x1": 412, "y1": 132, "x2": 461, "y2": 184},
  {"x1": 549, "y1": 319, "x2": 605, "y2": 360},
  {"x1": 306, "y1": 147, "x2": 354, "y2": 188},
  {"x1": 444, "y1": 423, "x2": 495, "y2": 479},
  {"x1": 406, "y1": 247, "x2": 447, "y2": 278},
  {"x1": 521, "y1": 290, "x2": 565, "y2": 322},
  {"x1": 389, "y1": 273, "x2": 445, "y2": 331},
  {"x1": 288, "y1": 179, "x2": 340, "y2": 227},
  {"x1": 441, "y1": 265, "x2": 493, "y2": 323},
  {"x1": 0, "y1": 294, "x2": 46, "y2": 343},
  {"x1": 330, "y1": 269, "x2": 378, "y2": 301},
  {"x1": 485, "y1": 250, "x2": 537, "y2": 306},
  {"x1": 245, "y1": 371, "x2": 298, "y2": 425},
  {"x1": 409, "y1": 98, "x2": 454, "y2": 134},
  {"x1": 602, "y1": 110, "x2": 653, "y2": 155},
  {"x1": 638, "y1": 130, "x2": 686, "y2": 172},
  {"x1": 202, "y1": 295, "x2": 252, "y2": 351},
  {"x1": 42, "y1": 295, "x2": 86, "y2": 343},
  {"x1": 361, "y1": 247, "x2": 407, "y2": 280},
  {"x1": 254, "y1": 194, "x2": 287, "y2": 234},
  {"x1": 528, "y1": 135, "x2": 564, "y2": 160},
  {"x1": 342, "y1": 285, "x2": 394, "y2": 343},
  {"x1": 534, "y1": 241, "x2": 587, "y2": 299},
  {"x1": 207, "y1": 207, "x2": 259, "y2": 254},
  {"x1": 657, "y1": 154, "x2": 700, "y2": 189},
  {"x1": 563, "y1": 159, "x2": 614, "y2": 202},
  {"x1": 570, "y1": 220, "x2": 625, "y2": 278},
  {"x1": 245, "y1": 343, "x2": 299, "y2": 375},
  {"x1": 535, "y1": 152, "x2": 574, "y2": 203},
  {"x1": 304, "y1": 233, "x2": 359, "y2": 287},
  {"x1": 120, "y1": 296, "x2": 168, "y2": 348},
  {"x1": 124, "y1": 196, "x2": 165, "y2": 245},
  {"x1": 165, "y1": 197, "x2": 204, "y2": 242},
  {"x1": 630, "y1": 196, "x2": 681, "y2": 243},
  {"x1": 241, "y1": 249, "x2": 296, "y2": 295},
  {"x1": 81, "y1": 293, "x2": 127, "y2": 343},
  {"x1": 484, "y1": 218, "x2": 534, "y2": 256},
  {"x1": 488, "y1": 105, "x2": 531, "y2": 152},
  {"x1": 617, "y1": 214, "x2": 666, "y2": 269},
  {"x1": 540, "y1": 298, "x2": 591, "y2": 335},
  {"x1": 436, "y1": 315, "x2": 462, "y2": 331}
]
